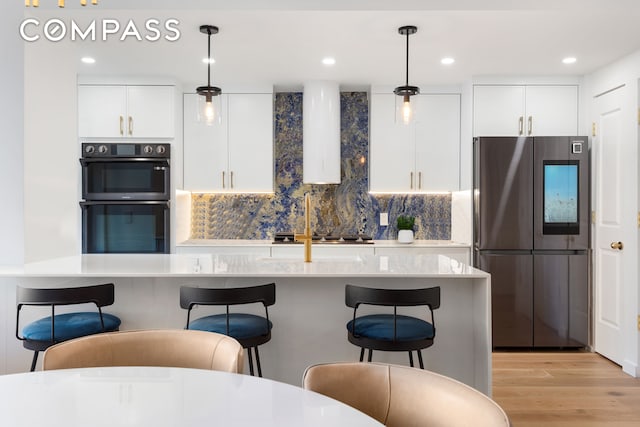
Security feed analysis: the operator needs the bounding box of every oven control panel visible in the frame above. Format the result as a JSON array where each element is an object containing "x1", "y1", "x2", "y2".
[{"x1": 82, "y1": 143, "x2": 170, "y2": 158}]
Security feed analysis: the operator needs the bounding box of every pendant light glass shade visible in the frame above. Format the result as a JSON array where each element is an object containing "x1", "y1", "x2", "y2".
[
  {"x1": 395, "y1": 93, "x2": 419, "y2": 125},
  {"x1": 196, "y1": 86, "x2": 222, "y2": 125},
  {"x1": 196, "y1": 25, "x2": 222, "y2": 126},
  {"x1": 394, "y1": 25, "x2": 420, "y2": 125}
]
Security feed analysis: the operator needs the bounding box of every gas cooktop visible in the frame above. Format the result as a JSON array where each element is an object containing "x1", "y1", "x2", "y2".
[{"x1": 273, "y1": 232, "x2": 374, "y2": 244}]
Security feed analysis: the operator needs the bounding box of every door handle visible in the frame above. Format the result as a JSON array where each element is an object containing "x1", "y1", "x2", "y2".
[
  {"x1": 527, "y1": 116, "x2": 533, "y2": 135},
  {"x1": 410, "y1": 172, "x2": 414, "y2": 190},
  {"x1": 222, "y1": 171, "x2": 225, "y2": 188},
  {"x1": 119, "y1": 116, "x2": 124, "y2": 136},
  {"x1": 230, "y1": 171, "x2": 234, "y2": 189},
  {"x1": 418, "y1": 171, "x2": 422, "y2": 190},
  {"x1": 518, "y1": 116, "x2": 524, "y2": 135},
  {"x1": 610, "y1": 241, "x2": 624, "y2": 250},
  {"x1": 128, "y1": 117, "x2": 133, "y2": 135}
]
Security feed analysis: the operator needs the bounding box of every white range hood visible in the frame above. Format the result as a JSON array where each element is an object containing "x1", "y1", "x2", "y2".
[{"x1": 303, "y1": 81, "x2": 340, "y2": 184}]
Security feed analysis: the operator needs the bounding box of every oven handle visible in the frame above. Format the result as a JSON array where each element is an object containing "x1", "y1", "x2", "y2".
[
  {"x1": 80, "y1": 201, "x2": 170, "y2": 206},
  {"x1": 80, "y1": 158, "x2": 170, "y2": 165}
]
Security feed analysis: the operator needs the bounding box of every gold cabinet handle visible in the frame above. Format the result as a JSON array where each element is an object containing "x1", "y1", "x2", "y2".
[
  {"x1": 119, "y1": 115, "x2": 124, "y2": 136},
  {"x1": 610, "y1": 241, "x2": 624, "y2": 250},
  {"x1": 528, "y1": 116, "x2": 533, "y2": 135},
  {"x1": 418, "y1": 171, "x2": 422, "y2": 189},
  {"x1": 518, "y1": 116, "x2": 524, "y2": 135},
  {"x1": 230, "y1": 171, "x2": 234, "y2": 189},
  {"x1": 222, "y1": 171, "x2": 225, "y2": 188},
  {"x1": 410, "y1": 172, "x2": 414, "y2": 190},
  {"x1": 128, "y1": 116, "x2": 133, "y2": 135}
]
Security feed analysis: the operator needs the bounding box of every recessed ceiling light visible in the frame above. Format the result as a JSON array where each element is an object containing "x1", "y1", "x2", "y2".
[
  {"x1": 562, "y1": 57, "x2": 577, "y2": 64},
  {"x1": 441, "y1": 57, "x2": 455, "y2": 65},
  {"x1": 81, "y1": 57, "x2": 96, "y2": 64},
  {"x1": 202, "y1": 57, "x2": 215, "y2": 64},
  {"x1": 322, "y1": 57, "x2": 336, "y2": 66}
]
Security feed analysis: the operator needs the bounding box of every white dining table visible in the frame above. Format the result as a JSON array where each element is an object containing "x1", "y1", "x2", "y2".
[{"x1": 0, "y1": 366, "x2": 383, "y2": 426}]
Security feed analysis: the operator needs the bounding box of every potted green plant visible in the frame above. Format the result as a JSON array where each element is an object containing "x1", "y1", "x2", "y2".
[{"x1": 396, "y1": 215, "x2": 415, "y2": 243}]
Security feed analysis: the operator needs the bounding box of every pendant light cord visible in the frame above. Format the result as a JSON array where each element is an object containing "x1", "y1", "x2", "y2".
[
  {"x1": 405, "y1": 31, "x2": 410, "y2": 87},
  {"x1": 207, "y1": 29, "x2": 212, "y2": 87}
]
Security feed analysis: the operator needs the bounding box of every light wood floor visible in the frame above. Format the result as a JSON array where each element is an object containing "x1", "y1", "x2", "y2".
[{"x1": 492, "y1": 351, "x2": 640, "y2": 426}]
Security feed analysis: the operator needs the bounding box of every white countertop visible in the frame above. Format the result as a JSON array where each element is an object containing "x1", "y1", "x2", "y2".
[
  {"x1": 177, "y1": 239, "x2": 471, "y2": 248},
  {"x1": 0, "y1": 253, "x2": 487, "y2": 278}
]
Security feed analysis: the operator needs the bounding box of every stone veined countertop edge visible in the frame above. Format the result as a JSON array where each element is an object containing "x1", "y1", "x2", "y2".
[
  {"x1": 176, "y1": 239, "x2": 471, "y2": 248},
  {"x1": 0, "y1": 254, "x2": 488, "y2": 278}
]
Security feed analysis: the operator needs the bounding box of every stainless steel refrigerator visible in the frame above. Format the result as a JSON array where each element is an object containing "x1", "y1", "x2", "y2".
[{"x1": 473, "y1": 136, "x2": 589, "y2": 348}]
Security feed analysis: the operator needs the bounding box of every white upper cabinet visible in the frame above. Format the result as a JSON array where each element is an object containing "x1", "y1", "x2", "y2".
[
  {"x1": 183, "y1": 92, "x2": 274, "y2": 193},
  {"x1": 78, "y1": 85, "x2": 175, "y2": 138},
  {"x1": 473, "y1": 85, "x2": 578, "y2": 137},
  {"x1": 370, "y1": 93, "x2": 461, "y2": 193}
]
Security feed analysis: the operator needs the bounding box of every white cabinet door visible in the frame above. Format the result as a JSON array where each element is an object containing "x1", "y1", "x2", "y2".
[
  {"x1": 79, "y1": 85, "x2": 174, "y2": 138},
  {"x1": 127, "y1": 86, "x2": 175, "y2": 138},
  {"x1": 415, "y1": 94, "x2": 461, "y2": 191},
  {"x1": 524, "y1": 86, "x2": 578, "y2": 136},
  {"x1": 183, "y1": 92, "x2": 273, "y2": 193},
  {"x1": 227, "y1": 93, "x2": 274, "y2": 192},
  {"x1": 473, "y1": 85, "x2": 525, "y2": 137},
  {"x1": 370, "y1": 93, "x2": 461, "y2": 192},
  {"x1": 183, "y1": 93, "x2": 229, "y2": 192},
  {"x1": 369, "y1": 93, "x2": 421, "y2": 192},
  {"x1": 78, "y1": 85, "x2": 127, "y2": 138}
]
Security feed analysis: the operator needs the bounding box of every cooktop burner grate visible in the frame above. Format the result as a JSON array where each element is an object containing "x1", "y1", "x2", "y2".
[{"x1": 273, "y1": 233, "x2": 374, "y2": 244}]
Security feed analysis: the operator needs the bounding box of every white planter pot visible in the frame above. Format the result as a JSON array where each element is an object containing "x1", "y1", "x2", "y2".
[{"x1": 397, "y1": 229, "x2": 414, "y2": 244}]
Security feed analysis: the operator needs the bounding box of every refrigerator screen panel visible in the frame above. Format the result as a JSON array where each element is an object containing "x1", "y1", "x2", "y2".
[{"x1": 543, "y1": 160, "x2": 579, "y2": 234}]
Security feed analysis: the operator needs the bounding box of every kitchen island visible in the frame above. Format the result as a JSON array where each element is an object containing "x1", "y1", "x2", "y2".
[{"x1": 0, "y1": 253, "x2": 491, "y2": 394}]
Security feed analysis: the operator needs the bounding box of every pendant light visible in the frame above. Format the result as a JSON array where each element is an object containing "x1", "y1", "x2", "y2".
[
  {"x1": 196, "y1": 25, "x2": 222, "y2": 126},
  {"x1": 393, "y1": 25, "x2": 420, "y2": 125}
]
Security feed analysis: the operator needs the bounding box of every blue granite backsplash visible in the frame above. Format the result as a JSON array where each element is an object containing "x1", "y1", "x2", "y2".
[{"x1": 190, "y1": 92, "x2": 451, "y2": 240}]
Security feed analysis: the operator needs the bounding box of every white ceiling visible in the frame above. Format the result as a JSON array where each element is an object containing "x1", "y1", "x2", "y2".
[{"x1": 24, "y1": 0, "x2": 640, "y2": 90}]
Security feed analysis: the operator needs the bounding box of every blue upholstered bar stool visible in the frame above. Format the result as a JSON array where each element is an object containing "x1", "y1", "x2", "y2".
[
  {"x1": 345, "y1": 284, "x2": 440, "y2": 369},
  {"x1": 180, "y1": 283, "x2": 276, "y2": 377},
  {"x1": 16, "y1": 283, "x2": 121, "y2": 371}
]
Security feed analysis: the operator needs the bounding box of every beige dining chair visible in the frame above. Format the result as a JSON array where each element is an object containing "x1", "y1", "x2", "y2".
[
  {"x1": 42, "y1": 329, "x2": 244, "y2": 373},
  {"x1": 303, "y1": 362, "x2": 511, "y2": 427}
]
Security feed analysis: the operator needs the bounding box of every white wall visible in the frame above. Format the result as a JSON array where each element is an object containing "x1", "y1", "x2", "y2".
[
  {"x1": 0, "y1": 3, "x2": 25, "y2": 265},
  {"x1": 0, "y1": 1, "x2": 25, "y2": 374},
  {"x1": 585, "y1": 48, "x2": 640, "y2": 376},
  {"x1": 24, "y1": 38, "x2": 80, "y2": 262}
]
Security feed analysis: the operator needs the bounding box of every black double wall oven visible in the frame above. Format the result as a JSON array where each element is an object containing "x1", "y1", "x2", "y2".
[{"x1": 80, "y1": 143, "x2": 170, "y2": 254}]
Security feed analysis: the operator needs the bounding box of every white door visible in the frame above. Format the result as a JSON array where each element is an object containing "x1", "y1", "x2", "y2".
[{"x1": 593, "y1": 85, "x2": 636, "y2": 365}]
